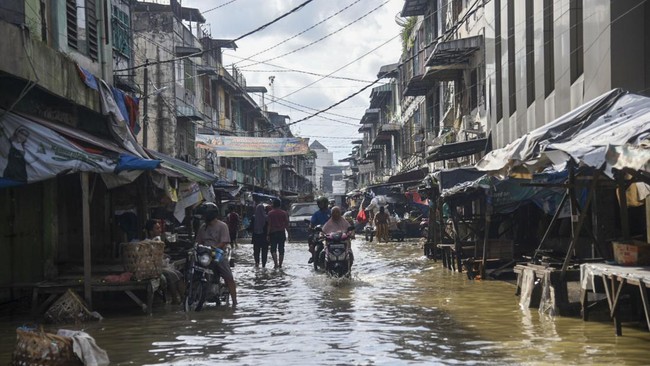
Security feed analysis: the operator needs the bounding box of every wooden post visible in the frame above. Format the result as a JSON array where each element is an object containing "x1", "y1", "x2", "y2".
[
  {"x1": 561, "y1": 173, "x2": 599, "y2": 279},
  {"x1": 451, "y1": 208, "x2": 463, "y2": 272},
  {"x1": 646, "y1": 196, "x2": 650, "y2": 243},
  {"x1": 616, "y1": 172, "x2": 630, "y2": 240},
  {"x1": 81, "y1": 172, "x2": 92, "y2": 308},
  {"x1": 481, "y1": 192, "x2": 492, "y2": 279},
  {"x1": 533, "y1": 192, "x2": 568, "y2": 261}
]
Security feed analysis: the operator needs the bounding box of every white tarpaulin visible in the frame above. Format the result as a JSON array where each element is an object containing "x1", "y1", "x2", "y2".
[
  {"x1": 476, "y1": 89, "x2": 650, "y2": 177},
  {"x1": 0, "y1": 112, "x2": 124, "y2": 187}
]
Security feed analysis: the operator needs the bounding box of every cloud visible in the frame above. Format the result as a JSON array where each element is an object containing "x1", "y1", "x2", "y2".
[{"x1": 183, "y1": 0, "x2": 405, "y2": 161}]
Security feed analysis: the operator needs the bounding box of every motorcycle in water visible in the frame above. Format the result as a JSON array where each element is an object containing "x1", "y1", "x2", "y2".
[
  {"x1": 308, "y1": 225, "x2": 325, "y2": 271},
  {"x1": 312, "y1": 226, "x2": 355, "y2": 278},
  {"x1": 183, "y1": 243, "x2": 232, "y2": 312},
  {"x1": 363, "y1": 224, "x2": 375, "y2": 242}
]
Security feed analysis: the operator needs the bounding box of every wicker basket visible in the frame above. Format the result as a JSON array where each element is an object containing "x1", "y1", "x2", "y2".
[
  {"x1": 11, "y1": 328, "x2": 83, "y2": 366},
  {"x1": 121, "y1": 240, "x2": 165, "y2": 280},
  {"x1": 44, "y1": 289, "x2": 98, "y2": 324}
]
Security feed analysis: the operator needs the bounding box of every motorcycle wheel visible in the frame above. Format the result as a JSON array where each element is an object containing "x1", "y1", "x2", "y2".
[
  {"x1": 183, "y1": 279, "x2": 208, "y2": 312},
  {"x1": 217, "y1": 279, "x2": 230, "y2": 306}
]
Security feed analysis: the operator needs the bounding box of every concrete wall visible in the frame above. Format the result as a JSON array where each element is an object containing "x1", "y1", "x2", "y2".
[
  {"x1": 0, "y1": 20, "x2": 100, "y2": 113},
  {"x1": 485, "y1": 0, "x2": 648, "y2": 148},
  {"x1": 133, "y1": 11, "x2": 178, "y2": 155}
]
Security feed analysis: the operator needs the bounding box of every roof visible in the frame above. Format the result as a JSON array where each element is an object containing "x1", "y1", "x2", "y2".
[
  {"x1": 377, "y1": 63, "x2": 399, "y2": 78},
  {"x1": 427, "y1": 138, "x2": 490, "y2": 162},
  {"x1": 425, "y1": 35, "x2": 483, "y2": 67},
  {"x1": 309, "y1": 140, "x2": 327, "y2": 150},
  {"x1": 476, "y1": 88, "x2": 650, "y2": 178},
  {"x1": 401, "y1": 0, "x2": 429, "y2": 17}
]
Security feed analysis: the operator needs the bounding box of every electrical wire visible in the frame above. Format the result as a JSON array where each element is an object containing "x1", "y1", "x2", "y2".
[
  {"x1": 115, "y1": 0, "x2": 314, "y2": 72},
  {"x1": 237, "y1": 0, "x2": 391, "y2": 68},
  {"x1": 233, "y1": 0, "x2": 365, "y2": 65}
]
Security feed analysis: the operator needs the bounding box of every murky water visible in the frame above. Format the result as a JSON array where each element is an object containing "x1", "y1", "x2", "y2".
[{"x1": 1, "y1": 238, "x2": 649, "y2": 365}]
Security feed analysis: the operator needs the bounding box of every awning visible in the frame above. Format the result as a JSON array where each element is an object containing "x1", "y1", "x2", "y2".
[
  {"x1": 370, "y1": 84, "x2": 393, "y2": 108},
  {"x1": 433, "y1": 167, "x2": 485, "y2": 190},
  {"x1": 360, "y1": 108, "x2": 380, "y2": 124},
  {"x1": 477, "y1": 88, "x2": 650, "y2": 177},
  {"x1": 358, "y1": 124, "x2": 371, "y2": 132},
  {"x1": 425, "y1": 35, "x2": 483, "y2": 67},
  {"x1": 352, "y1": 139, "x2": 363, "y2": 144},
  {"x1": 0, "y1": 111, "x2": 160, "y2": 189},
  {"x1": 147, "y1": 149, "x2": 217, "y2": 185},
  {"x1": 403, "y1": 69, "x2": 460, "y2": 97},
  {"x1": 387, "y1": 168, "x2": 429, "y2": 184},
  {"x1": 401, "y1": 0, "x2": 429, "y2": 16},
  {"x1": 377, "y1": 63, "x2": 399, "y2": 79},
  {"x1": 427, "y1": 138, "x2": 490, "y2": 162}
]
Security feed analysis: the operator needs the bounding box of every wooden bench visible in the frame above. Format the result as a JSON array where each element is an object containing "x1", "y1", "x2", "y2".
[{"x1": 31, "y1": 278, "x2": 160, "y2": 316}]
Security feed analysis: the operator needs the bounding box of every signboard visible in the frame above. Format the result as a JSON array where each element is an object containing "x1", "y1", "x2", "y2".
[{"x1": 196, "y1": 134, "x2": 309, "y2": 158}]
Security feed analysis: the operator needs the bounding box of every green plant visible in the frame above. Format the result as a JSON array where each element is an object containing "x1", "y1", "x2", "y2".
[{"x1": 400, "y1": 17, "x2": 417, "y2": 55}]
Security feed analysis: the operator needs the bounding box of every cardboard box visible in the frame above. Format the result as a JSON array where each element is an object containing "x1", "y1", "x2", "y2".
[{"x1": 612, "y1": 240, "x2": 650, "y2": 266}]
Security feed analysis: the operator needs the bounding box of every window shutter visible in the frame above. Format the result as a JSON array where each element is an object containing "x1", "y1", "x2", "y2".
[
  {"x1": 66, "y1": 0, "x2": 78, "y2": 50},
  {"x1": 86, "y1": 0, "x2": 98, "y2": 60}
]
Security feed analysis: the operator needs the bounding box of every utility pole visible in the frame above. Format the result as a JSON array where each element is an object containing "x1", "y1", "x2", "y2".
[{"x1": 142, "y1": 59, "x2": 149, "y2": 148}]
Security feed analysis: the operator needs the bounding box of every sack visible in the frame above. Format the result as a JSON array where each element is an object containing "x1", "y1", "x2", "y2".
[{"x1": 356, "y1": 210, "x2": 367, "y2": 224}]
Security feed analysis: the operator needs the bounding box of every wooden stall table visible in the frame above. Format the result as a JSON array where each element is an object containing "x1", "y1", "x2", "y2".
[
  {"x1": 580, "y1": 263, "x2": 650, "y2": 336},
  {"x1": 32, "y1": 277, "x2": 161, "y2": 316}
]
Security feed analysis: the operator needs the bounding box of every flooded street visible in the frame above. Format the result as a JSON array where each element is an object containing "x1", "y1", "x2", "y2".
[{"x1": 2, "y1": 238, "x2": 650, "y2": 365}]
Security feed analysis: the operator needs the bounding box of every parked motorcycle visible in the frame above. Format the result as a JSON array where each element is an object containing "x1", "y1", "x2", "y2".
[
  {"x1": 183, "y1": 243, "x2": 232, "y2": 312},
  {"x1": 312, "y1": 226, "x2": 355, "y2": 278}
]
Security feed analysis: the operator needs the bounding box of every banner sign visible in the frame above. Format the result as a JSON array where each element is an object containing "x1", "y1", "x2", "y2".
[
  {"x1": 196, "y1": 134, "x2": 309, "y2": 158},
  {"x1": 0, "y1": 112, "x2": 158, "y2": 189}
]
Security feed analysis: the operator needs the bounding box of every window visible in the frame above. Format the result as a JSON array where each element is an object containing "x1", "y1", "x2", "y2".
[
  {"x1": 543, "y1": 0, "x2": 554, "y2": 96},
  {"x1": 224, "y1": 92, "x2": 231, "y2": 119},
  {"x1": 470, "y1": 68, "x2": 478, "y2": 110},
  {"x1": 184, "y1": 59, "x2": 195, "y2": 93},
  {"x1": 66, "y1": 0, "x2": 98, "y2": 60},
  {"x1": 111, "y1": 5, "x2": 131, "y2": 58},
  {"x1": 570, "y1": 0, "x2": 583, "y2": 83},
  {"x1": 495, "y1": 0, "x2": 503, "y2": 122},
  {"x1": 507, "y1": 0, "x2": 516, "y2": 115},
  {"x1": 525, "y1": 0, "x2": 535, "y2": 106}
]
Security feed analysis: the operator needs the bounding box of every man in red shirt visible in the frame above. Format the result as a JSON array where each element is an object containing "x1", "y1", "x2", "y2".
[{"x1": 266, "y1": 199, "x2": 289, "y2": 269}]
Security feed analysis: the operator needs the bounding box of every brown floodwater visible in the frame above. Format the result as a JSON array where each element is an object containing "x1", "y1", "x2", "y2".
[{"x1": 1, "y1": 238, "x2": 649, "y2": 365}]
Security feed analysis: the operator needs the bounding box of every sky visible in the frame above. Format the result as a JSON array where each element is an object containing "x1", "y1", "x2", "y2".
[{"x1": 181, "y1": 0, "x2": 405, "y2": 163}]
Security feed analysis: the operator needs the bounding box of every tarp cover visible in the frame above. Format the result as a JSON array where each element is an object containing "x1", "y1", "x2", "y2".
[
  {"x1": 477, "y1": 89, "x2": 650, "y2": 177},
  {"x1": 0, "y1": 111, "x2": 159, "y2": 189}
]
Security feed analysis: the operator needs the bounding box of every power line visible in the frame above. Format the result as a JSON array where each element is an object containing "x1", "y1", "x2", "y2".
[
  {"x1": 115, "y1": 0, "x2": 314, "y2": 72},
  {"x1": 274, "y1": 34, "x2": 399, "y2": 102},
  {"x1": 201, "y1": 0, "x2": 242, "y2": 14},
  {"x1": 233, "y1": 0, "x2": 365, "y2": 65},
  {"x1": 238, "y1": 0, "x2": 391, "y2": 68}
]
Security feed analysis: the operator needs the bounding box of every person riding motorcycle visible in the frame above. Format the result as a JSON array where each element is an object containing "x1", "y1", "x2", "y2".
[
  {"x1": 308, "y1": 196, "x2": 331, "y2": 264},
  {"x1": 195, "y1": 202, "x2": 238, "y2": 306},
  {"x1": 321, "y1": 206, "x2": 354, "y2": 266}
]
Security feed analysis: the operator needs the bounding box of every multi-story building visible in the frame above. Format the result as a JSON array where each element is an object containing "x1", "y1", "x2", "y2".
[
  {"x1": 351, "y1": 0, "x2": 650, "y2": 188},
  {"x1": 308, "y1": 140, "x2": 334, "y2": 193}
]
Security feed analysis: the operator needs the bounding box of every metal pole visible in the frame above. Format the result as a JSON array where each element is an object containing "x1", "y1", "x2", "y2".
[
  {"x1": 142, "y1": 59, "x2": 149, "y2": 148},
  {"x1": 81, "y1": 172, "x2": 92, "y2": 308}
]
